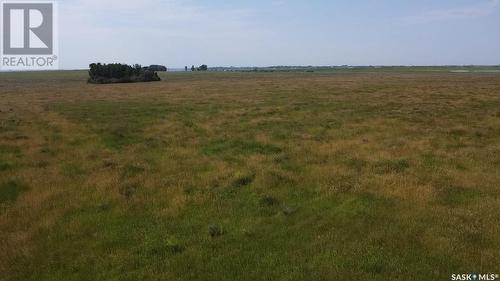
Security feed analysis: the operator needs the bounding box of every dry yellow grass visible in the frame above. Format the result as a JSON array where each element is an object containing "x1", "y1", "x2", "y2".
[{"x1": 0, "y1": 70, "x2": 499, "y2": 280}]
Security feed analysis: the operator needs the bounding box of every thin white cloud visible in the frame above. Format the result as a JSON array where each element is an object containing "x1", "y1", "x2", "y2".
[{"x1": 404, "y1": 0, "x2": 500, "y2": 24}]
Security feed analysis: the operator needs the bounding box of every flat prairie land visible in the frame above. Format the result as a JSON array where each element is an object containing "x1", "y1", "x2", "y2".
[{"x1": 0, "y1": 70, "x2": 499, "y2": 280}]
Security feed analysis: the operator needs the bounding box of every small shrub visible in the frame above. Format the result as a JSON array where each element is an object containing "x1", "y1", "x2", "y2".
[
  {"x1": 282, "y1": 206, "x2": 297, "y2": 216},
  {"x1": 0, "y1": 181, "x2": 27, "y2": 204},
  {"x1": 208, "y1": 225, "x2": 224, "y2": 238},
  {"x1": 119, "y1": 184, "x2": 138, "y2": 199},
  {"x1": 97, "y1": 202, "x2": 111, "y2": 212},
  {"x1": 0, "y1": 161, "x2": 12, "y2": 171},
  {"x1": 259, "y1": 195, "x2": 279, "y2": 206},
  {"x1": 102, "y1": 159, "x2": 117, "y2": 168},
  {"x1": 231, "y1": 173, "x2": 255, "y2": 188}
]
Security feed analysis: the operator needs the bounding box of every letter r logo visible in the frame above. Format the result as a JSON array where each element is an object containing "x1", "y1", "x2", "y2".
[{"x1": 2, "y1": 2, "x2": 53, "y2": 54}]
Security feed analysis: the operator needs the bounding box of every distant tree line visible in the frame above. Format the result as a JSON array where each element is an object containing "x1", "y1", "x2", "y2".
[
  {"x1": 186, "y1": 65, "x2": 208, "y2": 71},
  {"x1": 148, "y1": 65, "x2": 167, "y2": 72},
  {"x1": 88, "y1": 63, "x2": 161, "y2": 84}
]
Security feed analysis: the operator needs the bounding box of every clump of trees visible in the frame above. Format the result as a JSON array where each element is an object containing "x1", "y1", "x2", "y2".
[
  {"x1": 190, "y1": 64, "x2": 208, "y2": 71},
  {"x1": 88, "y1": 63, "x2": 161, "y2": 84},
  {"x1": 148, "y1": 65, "x2": 167, "y2": 72}
]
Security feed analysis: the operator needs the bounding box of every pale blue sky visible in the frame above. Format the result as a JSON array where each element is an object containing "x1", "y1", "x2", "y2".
[{"x1": 60, "y1": 0, "x2": 500, "y2": 68}]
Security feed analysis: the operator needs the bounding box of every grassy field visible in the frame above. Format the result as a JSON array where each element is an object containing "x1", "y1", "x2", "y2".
[{"x1": 0, "y1": 70, "x2": 499, "y2": 280}]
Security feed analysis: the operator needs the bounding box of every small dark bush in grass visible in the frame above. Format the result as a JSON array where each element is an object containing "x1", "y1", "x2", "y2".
[
  {"x1": 119, "y1": 184, "x2": 138, "y2": 199},
  {"x1": 0, "y1": 181, "x2": 27, "y2": 204},
  {"x1": 0, "y1": 161, "x2": 12, "y2": 171},
  {"x1": 102, "y1": 159, "x2": 117, "y2": 169},
  {"x1": 231, "y1": 173, "x2": 255, "y2": 188},
  {"x1": 259, "y1": 195, "x2": 279, "y2": 206},
  {"x1": 97, "y1": 202, "x2": 111, "y2": 212},
  {"x1": 88, "y1": 63, "x2": 161, "y2": 84},
  {"x1": 282, "y1": 206, "x2": 297, "y2": 216},
  {"x1": 208, "y1": 225, "x2": 224, "y2": 238}
]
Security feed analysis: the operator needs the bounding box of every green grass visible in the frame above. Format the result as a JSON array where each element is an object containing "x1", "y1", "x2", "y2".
[
  {"x1": 0, "y1": 181, "x2": 27, "y2": 205},
  {"x1": 49, "y1": 101, "x2": 172, "y2": 150},
  {"x1": 202, "y1": 140, "x2": 281, "y2": 156},
  {"x1": 1, "y1": 70, "x2": 499, "y2": 280}
]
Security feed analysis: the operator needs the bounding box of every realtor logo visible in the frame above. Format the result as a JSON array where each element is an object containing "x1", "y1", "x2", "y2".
[{"x1": 1, "y1": 0, "x2": 58, "y2": 70}]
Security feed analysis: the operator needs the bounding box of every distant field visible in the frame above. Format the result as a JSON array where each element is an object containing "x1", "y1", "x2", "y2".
[{"x1": 0, "y1": 70, "x2": 499, "y2": 280}]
